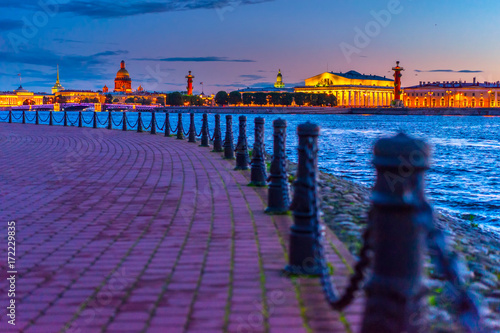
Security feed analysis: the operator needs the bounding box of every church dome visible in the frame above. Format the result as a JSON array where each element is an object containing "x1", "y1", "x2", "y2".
[{"x1": 116, "y1": 61, "x2": 131, "y2": 79}]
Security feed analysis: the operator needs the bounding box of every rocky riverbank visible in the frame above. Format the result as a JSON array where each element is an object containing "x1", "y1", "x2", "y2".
[{"x1": 286, "y1": 163, "x2": 500, "y2": 332}]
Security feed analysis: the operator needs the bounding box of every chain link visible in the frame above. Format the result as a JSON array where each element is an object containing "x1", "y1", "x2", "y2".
[
  {"x1": 95, "y1": 113, "x2": 109, "y2": 126},
  {"x1": 52, "y1": 113, "x2": 65, "y2": 124},
  {"x1": 0, "y1": 113, "x2": 9, "y2": 121},
  {"x1": 11, "y1": 112, "x2": 23, "y2": 121}
]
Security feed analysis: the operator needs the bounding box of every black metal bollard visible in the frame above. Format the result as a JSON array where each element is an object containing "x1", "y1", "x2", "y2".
[
  {"x1": 223, "y1": 115, "x2": 235, "y2": 159},
  {"x1": 249, "y1": 117, "x2": 267, "y2": 186},
  {"x1": 164, "y1": 113, "x2": 170, "y2": 137},
  {"x1": 284, "y1": 122, "x2": 321, "y2": 275},
  {"x1": 22, "y1": 110, "x2": 26, "y2": 124},
  {"x1": 151, "y1": 112, "x2": 157, "y2": 134},
  {"x1": 64, "y1": 111, "x2": 68, "y2": 127},
  {"x1": 49, "y1": 111, "x2": 54, "y2": 126},
  {"x1": 78, "y1": 111, "x2": 82, "y2": 127},
  {"x1": 213, "y1": 114, "x2": 223, "y2": 152},
  {"x1": 200, "y1": 113, "x2": 209, "y2": 147},
  {"x1": 8, "y1": 110, "x2": 12, "y2": 123},
  {"x1": 235, "y1": 116, "x2": 250, "y2": 170},
  {"x1": 137, "y1": 112, "x2": 143, "y2": 133},
  {"x1": 36, "y1": 110, "x2": 39, "y2": 125},
  {"x1": 93, "y1": 112, "x2": 97, "y2": 129},
  {"x1": 107, "y1": 111, "x2": 112, "y2": 130},
  {"x1": 177, "y1": 113, "x2": 184, "y2": 140},
  {"x1": 265, "y1": 118, "x2": 289, "y2": 214},
  {"x1": 122, "y1": 112, "x2": 127, "y2": 131},
  {"x1": 361, "y1": 133, "x2": 431, "y2": 333},
  {"x1": 188, "y1": 113, "x2": 196, "y2": 143}
]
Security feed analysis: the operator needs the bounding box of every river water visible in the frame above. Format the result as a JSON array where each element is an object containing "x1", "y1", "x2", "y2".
[{"x1": 3, "y1": 111, "x2": 500, "y2": 231}]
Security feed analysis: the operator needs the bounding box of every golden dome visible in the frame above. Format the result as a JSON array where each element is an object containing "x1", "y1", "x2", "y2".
[{"x1": 116, "y1": 61, "x2": 130, "y2": 79}]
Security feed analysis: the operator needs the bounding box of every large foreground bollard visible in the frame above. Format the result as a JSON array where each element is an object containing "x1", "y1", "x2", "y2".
[
  {"x1": 265, "y1": 118, "x2": 289, "y2": 214},
  {"x1": 361, "y1": 133, "x2": 431, "y2": 333},
  {"x1": 213, "y1": 114, "x2": 223, "y2": 152},
  {"x1": 164, "y1": 113, "x2": 170, "y2": 137},
  {"x1": 93, "y1": 111, "x2": 97, "y2": 129},
  {"x1": 200, "y1": 113, "x2": 209, "y2": 147},
  {"x1": 151, "y1": 112, "x2": 157, "y2": 134},
  {"x1": 188, "y1": 113, "x2": 196, "y2": 143},
  {"x1": 36, "y1": 110, "x2": 39, "y2": 125},
  {"x1": 107, "y1": 111, "x2": 112, "y2": 130},
  {"x1": 122, "y1": 113, "x2": 127, "y2": 131},
  {"x1": 284, "y1": 122, "x2": 321, "y2": 275},
  {"x1": 249, "y1": 117, "x2": 267, "y2": 186},
  {"x1": 235, "y1": 116, "x2": 250, "y2": 170},
  {"x1": 223, "y1": 115, "x2": 235, "y2": 159},
  {"x1": 78, "y1": 111, "x2": 82, "y2": 127},
  {"x1": 177, "y1": 113, "x2": 184, "y2": 140},
  {"x1": 137, "y1": 112, "x2": 143, "y2": 133},
  {"x1": 49, "y1": 111, "x2": 54, "y2": 126}
]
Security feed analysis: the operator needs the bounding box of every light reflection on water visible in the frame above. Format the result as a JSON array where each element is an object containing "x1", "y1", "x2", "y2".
[{"x1": 7, "y1": 111, "x2": 500, "y2": 230}]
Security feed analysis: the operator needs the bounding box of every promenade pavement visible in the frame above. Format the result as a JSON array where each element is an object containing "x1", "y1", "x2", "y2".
[{"x1": 0, "y1": 123, "x2": 363, "y2": 333}]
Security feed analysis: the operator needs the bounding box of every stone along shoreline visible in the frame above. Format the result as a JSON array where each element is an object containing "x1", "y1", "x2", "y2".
[{"x1": 295, "y1": 164, "x2": 500, "y2": 332}]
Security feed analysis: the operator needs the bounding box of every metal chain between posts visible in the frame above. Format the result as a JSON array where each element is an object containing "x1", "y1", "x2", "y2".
[
  {"x1": 11, "y1": 111, "x2": 23, "y2": 121},
  {"x1": 155, "y1": 113, "x2": 166, "y2": 131},
  {"x1": 38, "y1": 113, "x2": 51, "y2": 123},
  {"x1": 25, "y1": 113, "x2": 37, "y2": 122},
  {"x1": 95, "y1": 113, "x2": 109, "y2": 126},
  {"x1": 140, "y1": 113, "x2": 152, "y2": 131},
  {"x1": 111, "y1": 114, "x2": 124, "y2": 127},
  {"x1": 66, "y1": 113, "x2": 78, "y2": 126},
  {"x1": 426, "y1": 223, "x2": 483, "y2": 332},
  {"x1": 52, "y1": 112, "x2": 65, "y2": 124},
  {"x1": 0, "y1": 113, "x2": 9, "y2": 121},
  {"x1": 82, "y1": 112, "x2": 94, "y2": 125},
  {"x1": 126, "y1": 115, "x2": 139, "y2": 128}
]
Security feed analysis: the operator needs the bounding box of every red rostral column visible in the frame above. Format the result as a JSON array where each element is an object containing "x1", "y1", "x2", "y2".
[
  {"x1": 186, "y1": 71, "x2": 194, "y2": 96},
  {"x1": 392, "y1": 61, "x2": 404, "y2": 105}
]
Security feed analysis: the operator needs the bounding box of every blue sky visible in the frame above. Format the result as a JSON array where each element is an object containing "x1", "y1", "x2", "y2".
[{"x1": 0, "y1": 0, "x2": 499, "y2": 94}]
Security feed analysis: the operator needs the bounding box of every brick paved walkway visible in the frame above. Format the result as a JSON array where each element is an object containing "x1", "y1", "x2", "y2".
[{"x1": 0, "y1": 123, "x2": 363, "y2": 333}]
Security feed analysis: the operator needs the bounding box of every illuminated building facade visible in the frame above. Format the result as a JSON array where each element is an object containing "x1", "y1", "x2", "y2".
[
  {"x1": 114, "y1": 61, "x2": 132, "y2": 93},
  {"x1": 403, "y1": 79, "x2": 500, "y2": 108},
  {"x1": 54, "y1": 90, "x2": 104, "y2": 103},
  {"x1": 274, "y1": 70, "x2": 285, "y2": 88},
  {"x1": 294, "y1": 70, "x2": 394, "y2": 106},
  {"x1": 0, "y1": 86, "x2": 44, "y2": 106}
]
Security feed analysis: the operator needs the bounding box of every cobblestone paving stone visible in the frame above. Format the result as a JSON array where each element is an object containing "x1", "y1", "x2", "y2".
[{"x1": 0, "y1": 123, "x2": 362, "y2": 333}]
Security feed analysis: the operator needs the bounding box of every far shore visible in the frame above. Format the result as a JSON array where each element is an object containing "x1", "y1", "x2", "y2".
[{"x1": 2, "y1": 105, "x2": 500, "y2": 116}]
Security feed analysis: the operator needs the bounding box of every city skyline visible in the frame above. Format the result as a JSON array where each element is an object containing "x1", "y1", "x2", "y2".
[{"x1": 1, "y1": 0, "x2": 500, "y2": 94}]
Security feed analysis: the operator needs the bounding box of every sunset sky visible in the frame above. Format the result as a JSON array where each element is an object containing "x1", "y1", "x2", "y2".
[{"x1": 1, "y1": 0, "x2": 499, "y2": 94}]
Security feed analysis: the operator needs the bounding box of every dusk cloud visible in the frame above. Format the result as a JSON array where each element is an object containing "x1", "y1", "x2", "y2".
[
  {"x1": 0, "y1": 0, "x2": 274, "y2": 19},
  {"x1": 239, "y1": 74, "x2": 266, "y2": 81},
  {"x1": 414, "y1": 69, "x2": 483, "y2": 73},
  {"x1": 134, "y1": 56, "x2": 255, "y2": 63}
]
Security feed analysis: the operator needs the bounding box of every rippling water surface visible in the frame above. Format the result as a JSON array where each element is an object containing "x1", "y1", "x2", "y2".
[{"x1": 4, "y1": 111, "x2": 500, "y2": 230}]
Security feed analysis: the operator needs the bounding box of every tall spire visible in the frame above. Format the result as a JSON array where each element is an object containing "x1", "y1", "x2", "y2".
[{"x1": 56, "y1": 64, "x2": 60, "y2": 84}]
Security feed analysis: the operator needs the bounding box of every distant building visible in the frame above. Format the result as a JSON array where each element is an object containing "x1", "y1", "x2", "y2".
[
  {"x1": 403, "y1": 79, "x2": 500, "y2": 108},
  {"x1": 0, "y1": 86, "x2": 44, "y2": 106},
  {"x1": 51, "y1": 65, "x2": 64, "y2": 94},
  {"x1": 294, "y1": 70, "x2": 394, "y2": 107},
  {"x1": 274, "y1": 69, "x2": 285, "y2": 88},
  {"x1": 114, "y1": 60, "x2": 132, "y2": 93},
  {"x1": 103, "y1": 85, "x2": 109, "y2": 93},
  {"x1": 54, "y1": 90, "x2": 104, "y2": 103}
]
